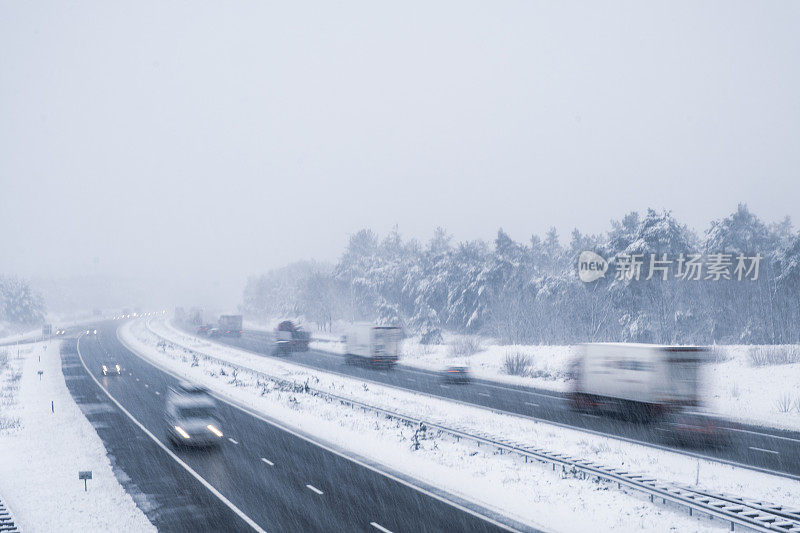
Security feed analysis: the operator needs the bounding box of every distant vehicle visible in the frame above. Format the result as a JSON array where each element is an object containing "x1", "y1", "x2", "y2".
[
  {"x1": 101, "y1": 362, "x2": 122, "y2": 376},
  {"x1": 207, "y1": 327, "x2": 221, "y2": 337},
  {"x1": 188, "y1": 307, "x2": 204, "y2": 326},
  {"x1": 85, "y1": 329, "x2": 98, "y2": 335},
  {"x1": 441, "y1": 366, "x2": 471, "y2": 384},
  {"x1": 217, "y1": 315, "x2": 242, "y2": 337},
  {"x1": 165, "y1": 382, "x2": 223, "y2": 447},
  {"x1": 344, "y1": 324, "x2": 401, "y2": 368},
  {"x1": 196, "y1": 324, "x2": 213, "y2": 336},
  {"x1": 55, "y1": 328, "x2": 67, "y2": 336},
  {"x1": 275, "y1": 321, "x2": 310, "y2": 354},
  {"x1": 569, "y1": 343, "x2": 707, "y2": 419}
]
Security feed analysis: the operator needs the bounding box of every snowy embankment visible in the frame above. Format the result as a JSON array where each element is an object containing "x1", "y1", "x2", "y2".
[
  {"x1": 0, "y1": 341, "x2": 155, "y2": 532},
  {"x1": 124, "y1": 319, "x2": 800, "y2": 533},
  {"x1": 303, "y1": 329, "x2": 800, "y2": 432}
]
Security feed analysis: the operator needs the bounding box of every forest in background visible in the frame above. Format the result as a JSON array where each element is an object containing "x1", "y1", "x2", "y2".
[{"x1": 243, "y1": 205, "x2": 800, "y2": 346}]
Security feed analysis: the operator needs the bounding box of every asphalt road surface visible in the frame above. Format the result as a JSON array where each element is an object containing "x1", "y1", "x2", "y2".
[
  {"x1": 63, "y1": 322, "x2": 529, "y2": 533},
  {"x1": 203, "y1": 327, "x2": 800, "y2": 480}
]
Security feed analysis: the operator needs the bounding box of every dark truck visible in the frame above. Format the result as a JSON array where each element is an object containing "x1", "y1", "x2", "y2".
[
  {"x1": 275, "y1": 320, "x2": 310, "y2": 355},
  {"x1": 216, "y1": 315, "x2": 243, "y2": 337}
]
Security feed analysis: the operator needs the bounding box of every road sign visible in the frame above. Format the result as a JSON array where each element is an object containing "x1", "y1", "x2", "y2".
[
  {"x1": 42, "y1": 324, "x2": 52, "y2": 336},
  {"x1": 79, "y1": 470, "x2": 92, "y2": 491}
]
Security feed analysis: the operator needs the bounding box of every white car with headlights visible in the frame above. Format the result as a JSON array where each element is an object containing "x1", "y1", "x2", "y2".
[
  {"x1": 101, "y1": 362, "x2": 122, "y2": 376},
  {"x1": 165, "y1": 382, "x2": 224, "y2": 447}
]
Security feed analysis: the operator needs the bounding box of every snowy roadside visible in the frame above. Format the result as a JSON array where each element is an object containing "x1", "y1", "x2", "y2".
[
  {"x1": 0, "y1": 341, "x2": 155, "y2": 533},
  {"x1": 303, "y1": 330, "x2": 800, "y2": 432},
  {"x1": 128, "y1": 318, "x2": 800, "y2": 532}
]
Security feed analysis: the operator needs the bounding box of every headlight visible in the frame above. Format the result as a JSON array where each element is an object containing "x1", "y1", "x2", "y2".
[
  {"x1": 174, "y1": 426, "x2": 191, "y2": 439},
  {"x1": 115, "y1": 365, "x2": 121, "y2": 372},
  {"x1": 93, "y1": 329, "x2": 97, "y2": 334},
  {"x1": 207, "y1": 424, "x2": 223, "y2": 437}
]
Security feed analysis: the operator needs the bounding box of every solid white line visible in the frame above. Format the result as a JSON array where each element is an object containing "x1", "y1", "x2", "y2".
[
  {"x1": 126, "y1": 322, "x2": 524, "y2": 532},
  {"x1": 723, "y1": 426, "x2": 800, "y2": 444},
  {"x1": 75, "y1": 334, "x2": 266, "y2": 533},
  {"x1": 261, "y1": 458, "x2": 274, "y2": 466},
  {"x1": 228, "y1": 438, "x2": 239, "y2": 445},
  {"x1": 749, "y1": 446, "x2": 780, "y2": 455},
  {"x1": 306, "y1": 484, "x2": 324, "y2": 495},
  {"x1": 370, "y1": 522, "x2": 393, "y2": 533}
]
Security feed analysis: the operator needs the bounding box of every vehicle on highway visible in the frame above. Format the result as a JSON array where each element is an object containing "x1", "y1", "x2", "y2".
[
  {"x1": 217, "y1": 315, "x2": 243, "y2": 337},
  {"x1": 441, "y1": 366, "x2": 471, "y2": 384},
  {"x1": 275, "y1": 320, "x2": 310, "y2": 354},
  {"x1": 55, "y1": 328, "x2": 67, "y2": 336},
  {"x1": 344, "y1": 324, "x2": 401, "y2": 368},
  {"x1": 101, "y1": 362, "x2": 122, "y2": 376},
  {"x1": 196, "y1": 324, "x2": 213, "y2": 336},
  {"x1": 658, "y1": 410, "x2": 730, "y2": 448},
  {"x1": 207, "y1": 327, "x2": 221, "y2": 338},
  {"x1": 85, "y1": 329, "x2": 98, "y2": 335},
  {"x1": 165, "y1": 382, "x2": 224, "y2": 447},
  {"x1": 569, "y1": 343, "x2": 707, "y2": 420}
]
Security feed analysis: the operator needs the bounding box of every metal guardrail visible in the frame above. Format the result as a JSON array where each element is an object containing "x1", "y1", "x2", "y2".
[
  {"x1": 0, "y1": 498, "x2": 20, "y2": 533},
  {"x1": 145, "y1": 320, "x2": 800, "y2": 533}
]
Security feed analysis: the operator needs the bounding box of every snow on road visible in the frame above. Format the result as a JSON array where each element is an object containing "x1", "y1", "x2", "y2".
[
  {"x1": 125, "y1": 317, "x2": 800, "y2": 532},
  {"x1": 0, "y1": 341, "x2": 155, "y2": 533}
]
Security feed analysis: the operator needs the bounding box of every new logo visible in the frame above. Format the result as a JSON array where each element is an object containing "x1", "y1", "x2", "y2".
[{"x1": 578, "y1": 251, "x2": 608, "y2": 282}]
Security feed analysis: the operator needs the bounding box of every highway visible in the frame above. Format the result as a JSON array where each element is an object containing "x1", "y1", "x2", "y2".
[
  {"x1": 63, "y1": 321, "x2": 529, "y2": 533},
  {"x1": 203, "y1": 327, "x2": 800, "y2": 479}
]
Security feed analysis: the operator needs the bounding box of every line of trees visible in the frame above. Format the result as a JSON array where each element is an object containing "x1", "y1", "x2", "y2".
[
  {"x1": 0, "y1": 276, "x2": 46, "y2": 328},
  {"x1": 242, "y1": 204, "x2": 800, "y2": 345}
]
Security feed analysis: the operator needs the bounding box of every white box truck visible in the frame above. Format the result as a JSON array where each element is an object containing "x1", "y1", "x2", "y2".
[
  {"x1": 345, "y1": 324, "x2": 401, "y2": 367},
  {"x1": 569, "y1": 343, "x2": 707, "y2": 418}
]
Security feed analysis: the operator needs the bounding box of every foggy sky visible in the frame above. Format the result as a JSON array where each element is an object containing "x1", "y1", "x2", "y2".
[{"x1": 2, "y1": 2, "x2": 799, "y2": 309}]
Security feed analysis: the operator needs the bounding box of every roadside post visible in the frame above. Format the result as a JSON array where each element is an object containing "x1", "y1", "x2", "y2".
[{"x1": 78, "y1": 470, "x2": 92, "y2": 491}]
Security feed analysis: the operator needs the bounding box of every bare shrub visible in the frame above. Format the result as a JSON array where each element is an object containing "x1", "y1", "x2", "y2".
[
  {"x1": 749, "y1": 346, "x2": 800, "y2": 367},
  {"x1": 775, "y1": 393, "x2": 794, "y2": 413},
  {"x1": 448, "y1": 336, "x2": 483, "y2": 358},
  {"x1": 503, "y1": 350, "x2": 532, "y2": 377}
]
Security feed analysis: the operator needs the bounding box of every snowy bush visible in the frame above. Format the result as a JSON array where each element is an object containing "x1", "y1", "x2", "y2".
[
  {"x1": 748, "y1": 346, "x2": 800, "y2": 366},
  {"x1": 502, "y1": 351, "x2": 532, "y2": 377},
  {"x1": 448, "y1": 336, "x2": 483, "y2": 358}
]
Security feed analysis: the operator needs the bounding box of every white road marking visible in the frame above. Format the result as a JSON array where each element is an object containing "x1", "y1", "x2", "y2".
[
  {"x1": 439, "y1": 384, "x2": 449, "y2": 389},
  {"x1": 370, "y1": 522, "x2": 393, "y2": 533},
  {"x1": 478, "y1": 392, "x2": 490, "y2": 397},
  {"x1": 406, "y1": 378, "x2": 415, "y2": 382},
  {"x1": 155, "y1": 391, "x2": 160, "y2": 395},
  {"x1": 144, "y1": 383, "x2": 149, "y2": 388},
  {"x1": 228, "y1": 438, "x2": 239, "y2": 445},
  {"x1": 723, "y1": 426, "x2": 800, "y2": 444},
  {"x1": 75, "y1": 334, "x2": 266, "y2": 533},
  {"x1": 261, "y1": 458, "x2": 274, "y2": 466},
  {"x1": 135, "y1": 378, "x2": 139, "y2": 381},
  {"x1": 749, "y1": 446, "x2": 780, "y2": 455},
  {"x1": 525, "y1": 402, "x2": 539, "y2": 407},
  {"x1": 306, "y1": 484, "x2": 324, "y2": 495}
]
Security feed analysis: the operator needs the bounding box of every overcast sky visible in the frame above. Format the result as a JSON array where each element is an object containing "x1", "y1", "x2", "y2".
[{"x1": 2, "y1": 1, "x2": 799, "y2": 309}]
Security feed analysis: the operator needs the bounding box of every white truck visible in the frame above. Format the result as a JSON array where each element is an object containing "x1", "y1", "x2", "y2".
[
  {"x1": 569, "y1": 342, "x2": 707, "y2": 418},
  {"x1": 344, "y1": 324, "x2": 401, "y2": 367}
]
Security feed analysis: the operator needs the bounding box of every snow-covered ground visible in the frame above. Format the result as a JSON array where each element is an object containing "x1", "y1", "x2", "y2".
[
  {"x1": 123, "y1": 318, "x2": 800, "y2": 532},
  {"x1": 0, "y1": 340, "x2": 155, "y2": 532},
  {"x1": 302, "y1": 329, "x2": 800, "y2": 432}
]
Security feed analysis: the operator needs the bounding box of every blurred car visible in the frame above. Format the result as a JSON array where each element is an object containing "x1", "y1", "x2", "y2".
[
  {"x1": 165, "y1": 382, "x2": 223, "y2": 447},
  {"x1": 196, "y1": 324, "x2": 212, "y2": 336},
  {"x1": 85, "y1": 329, "x2": 98, "y2": 335},
  {"x1": 207, "y1": 328, "x2": 221, "y2": 338},
  {"x1": 102, "y1": 362, "x2": 122, "y2": 376},
  {"x1": 659, "y1": 410, "x2": 730, "y2": 448},
  {"x1": 55, "y1": 328, "x2": 67, "y2": 336},
  {"x1": 441, "y1": 366, "x2": 472, "y2": 384}
]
